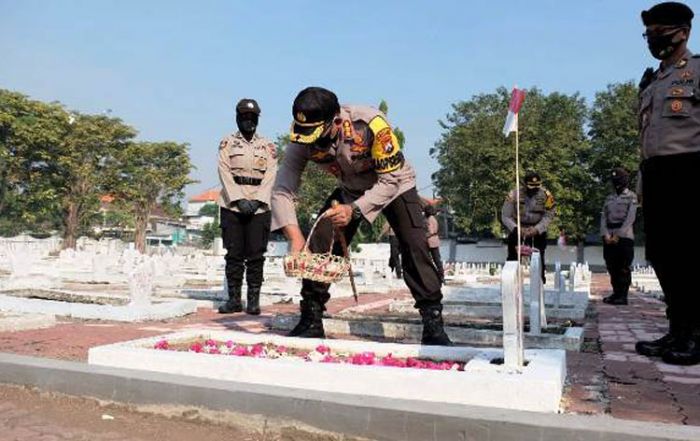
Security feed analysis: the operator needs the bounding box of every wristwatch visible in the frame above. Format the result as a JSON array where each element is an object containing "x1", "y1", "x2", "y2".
[{"x1": 350, "y1": 203, "x2": 363, "y2": 221}]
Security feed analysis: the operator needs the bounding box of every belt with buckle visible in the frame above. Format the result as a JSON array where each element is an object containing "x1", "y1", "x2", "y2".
[{"x1": 234, "y1": 176, "x2": 262, "y2": 186}]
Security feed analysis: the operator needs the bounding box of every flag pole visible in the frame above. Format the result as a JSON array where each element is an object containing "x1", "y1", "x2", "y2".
[{"x1": 514, "y1": 117, "x2": 522, "y2": 280}]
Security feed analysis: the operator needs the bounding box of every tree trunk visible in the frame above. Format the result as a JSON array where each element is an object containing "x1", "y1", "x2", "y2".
[
  {"x1": 62, "y1": 201, "x2": 79, "y2": 249},
  {"x1": 134, "y1": 206, "x2": 149, "y2": 254},
  {"x1": 576, "y1": 240, "x2": 585, "y2": 264}
]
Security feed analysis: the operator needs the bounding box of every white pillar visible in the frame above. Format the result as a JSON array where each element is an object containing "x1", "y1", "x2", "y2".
[
  {"x1": 501, "y1": 261, "x2": 524, "y2": 370},
  {"x1": 529, "y1": 251, "x2": 547, "y2": 335}
]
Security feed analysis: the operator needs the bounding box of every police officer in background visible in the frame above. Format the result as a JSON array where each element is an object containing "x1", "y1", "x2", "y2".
[
  {"x1": 600, "y1": 167, "x2": 637, "y2": 306},
  {"x1": 217, "y1": 99, "x2": 278, "y2": 315},
  {"x1": 272, "y1": 86, "x2": 451, "y2": 345},
  {"x1": 635, "y1": 2, "x2": 700, "y2": 365},
  {"x1": 501, "y1": 171, "x2": 556, "y2": 282},
  {"x1": 424, "y1": 203, "x2": 444, "y2": 283}
]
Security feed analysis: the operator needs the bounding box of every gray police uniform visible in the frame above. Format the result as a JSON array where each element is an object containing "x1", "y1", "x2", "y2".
[
  {"x1": 638, "y1": 49, "x2": 700, "y2": 336},
  {"x1": 501, "y1": 187, "x2": 556, "y2": 281},
  {"x1": 600, "y1": 188, "x2": 637, "y2": 299}
]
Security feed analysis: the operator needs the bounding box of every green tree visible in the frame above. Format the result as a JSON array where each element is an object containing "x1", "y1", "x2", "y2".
[
  {"x1": 432, "y1": 87, "x2": 591, "y2": 242},
  {"x1": 0, "y1": 90, "x2": 67, "y2": 234},
  {"x1": 57, "y1": 113, "x2": 136, "y2": 248},
  {"x1": 198, "y1": 202, "x2": 219, "y2": 217},
  {"x1": 108, "y1": 141, "x2": 195, "y2": 253},
  {"x1": 585, "y1": 81, "x2": 641, "y2": 239}
]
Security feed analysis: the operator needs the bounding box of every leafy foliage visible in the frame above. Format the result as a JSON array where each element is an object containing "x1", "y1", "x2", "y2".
[{"x1": 432, "y1": 87, "x2": 591, "y2": 240}]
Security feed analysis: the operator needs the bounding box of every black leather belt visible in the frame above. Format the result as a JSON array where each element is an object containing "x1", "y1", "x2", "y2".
[
  {"x1": 234, "y1": 176, "x2": 262, "y2": 186},
  {"x1": 607, "y1": 222, "x2": 623, "y2": 229}
]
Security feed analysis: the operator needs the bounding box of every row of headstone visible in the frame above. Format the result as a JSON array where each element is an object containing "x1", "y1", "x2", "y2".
[{"x1": 444, "y1": 262, "x2": 502, "y2": 276}]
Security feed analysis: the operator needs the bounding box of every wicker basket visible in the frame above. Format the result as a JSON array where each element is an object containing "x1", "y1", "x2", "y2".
[{"x1": 283, "y1": 213, "x2": 351, "y2": 284}]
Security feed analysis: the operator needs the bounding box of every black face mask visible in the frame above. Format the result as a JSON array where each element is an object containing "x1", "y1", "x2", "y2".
[
  {"x1": 313, "y1": 122, "x2": 337, "y2": 150},
  {"x1": 612, "y1": 178, "x2": 628, "y2": 194},
  {"x1": 647, "y1": 29, "x2": 685, "y2": 60},
  {"x1": 525, "y1": 187, "x2": 539, "y2": 197},
  {"x1": 236, "y1": 114, "x2": 258, "y2": 137}
]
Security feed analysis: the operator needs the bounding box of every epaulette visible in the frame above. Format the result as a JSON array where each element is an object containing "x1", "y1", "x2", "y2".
[{"x1": 639, "y1": 67, "x2": 656, "y2": 91}]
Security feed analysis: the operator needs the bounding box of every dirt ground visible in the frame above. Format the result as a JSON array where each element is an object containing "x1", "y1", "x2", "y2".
[{"x1": 0, "y1": 384, "x2": 367, "y2": 441}]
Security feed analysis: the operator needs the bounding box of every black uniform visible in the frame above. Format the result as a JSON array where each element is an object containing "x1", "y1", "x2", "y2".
[{"x1": 635, "y1": 1, "x2": 700, "y2": 365}]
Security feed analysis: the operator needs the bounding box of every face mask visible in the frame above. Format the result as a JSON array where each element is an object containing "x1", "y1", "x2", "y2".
[
  {"x1": 525, "y1": 187, "x2": 539, "y2": 197},
  {"x1": 236, "y1": 114, "x2": 258, "y2": 136},
  {"x1": 647, "y1": 29, "x2": 685, "y2": 60},
  {"x1": 312, "y1": 121, "x2": 337, "y2": 150},
  {"x1": 612, "y1": 178, "x2": 628, "y2": 193}
]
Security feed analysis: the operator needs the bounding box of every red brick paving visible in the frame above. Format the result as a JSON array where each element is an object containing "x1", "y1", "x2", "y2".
[
  {"x1": 564, "y1": 273, "x2": 700, "y2": 426},
  {"x1": 0, "y1": 276, "x2": 698, "y2": 427}
]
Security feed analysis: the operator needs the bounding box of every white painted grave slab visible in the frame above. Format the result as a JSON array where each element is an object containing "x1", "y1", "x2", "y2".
[{"x1": 88, "y1": 329, "x2": 566, "y2": 413}]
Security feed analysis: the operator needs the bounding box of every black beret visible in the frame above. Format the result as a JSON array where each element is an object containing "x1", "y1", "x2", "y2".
[
  {"x1": 611, "y1": 167, "x2": 630, "y2": 179},
  {"x1": 524, "y1": 170, "x2": 542, "y2": 188},
  {"x1": 642, "y1": 2, "x2": 694, "y2": 27},
  {"x1": 236, "y1": 98, "x2": 261, "y2": 115}
]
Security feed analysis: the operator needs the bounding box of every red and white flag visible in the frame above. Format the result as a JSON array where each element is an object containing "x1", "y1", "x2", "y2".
[{"x1": 502, "y1": 87, "x2": 526, "y2": 137}]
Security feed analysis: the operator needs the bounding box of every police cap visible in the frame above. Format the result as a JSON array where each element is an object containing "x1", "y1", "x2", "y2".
[
  {"x1": 236, "y1": 98, "x2": 261, "y2": 115},
  {"x1": 290, "y1": 87, "x2": 340, "y2": 144},
  {"x1": 642, "y1": 2, "x2": 694, "y2": 28}
]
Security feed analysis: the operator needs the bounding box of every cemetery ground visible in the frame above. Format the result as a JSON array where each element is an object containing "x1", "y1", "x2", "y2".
[{"x1": 1, "y1": 272, "x2": 699, "y2": 440}]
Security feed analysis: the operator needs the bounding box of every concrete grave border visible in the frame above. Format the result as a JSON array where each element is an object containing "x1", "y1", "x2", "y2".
[{"x1": 88, "y1": 329, "x2": 566, "y2": 413}]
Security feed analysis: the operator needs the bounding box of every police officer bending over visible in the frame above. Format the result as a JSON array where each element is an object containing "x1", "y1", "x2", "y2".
[
  {"x1": 217, "y1": 99, "x2": 278, "y2": 315},
  {"x1": 501, "y1": 171, "x2": 556, "y2": 282},
  {"x1": 635, "y1": 2, "x2": 700, "y2": 365},
  {"x1": 600, "y1": 168, "x2": 637, "y2": 306},
  {"x1": 271, "y1": 87, "x2": 451, "y2": 345}
]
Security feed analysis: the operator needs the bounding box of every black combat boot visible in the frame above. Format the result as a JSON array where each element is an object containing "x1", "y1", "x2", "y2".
[
  {"x1": 246, "y1": 285, "x2": 261, "y2": 315},
  {"x1": 635, "y1": 322, "x2": 680, "y2": 357},
  {"x1": 288, "y1": 299, "x2": 325, "y2": 338},
  {"x1": 420, "y1": 304, "x2": 452, "y2": 346},
  {"x1": 662, "y1": 336, "x2": 700, "y2": 366},
  {"x1": 218, "y1": 284, "x2": 243, "y2": 314},
  {"x1": 603, "y1": 293, "x2": 628, "y2": 305}
]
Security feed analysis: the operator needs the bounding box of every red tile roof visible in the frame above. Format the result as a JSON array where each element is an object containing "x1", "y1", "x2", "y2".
[{"x1": 189, "y1": 188, "x2": 220, "y2": 203}]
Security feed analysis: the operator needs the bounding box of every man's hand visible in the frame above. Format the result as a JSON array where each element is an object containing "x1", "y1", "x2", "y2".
[
  {"x1": 603, "y1": 234, "x2": 612, "y2": 244},
  {"x1": 236, "y1": 199, "x2": 261, "y2": 215},
  {"x1": 325, "y1": 204, "x2": 353, "y2": 228},
  {"x1": 522, "y1": 227, "x2": 537, "y2": 238},
  {"x1": 283, "y1": 225, "x2": 306, "y2": 254},
  {"x1": 611, "y1": 235, "x2": 620, "y2": 244}
]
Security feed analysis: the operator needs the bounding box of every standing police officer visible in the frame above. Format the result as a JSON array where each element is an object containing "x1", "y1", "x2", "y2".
[
  {"x1": 272, "y1": 87, "x2": 451, "y2": 345},
  {"x1": 600, "y1": 167, "x2": 637, "y2": 306},
  {"x1": 635, "y1": 2, "x2": 700, "y2": 365},
  {"x1": 501, "y1": 171, "x2": 556, "y2": 282},
  {"x1": 217, "y1": 99, "x2": 278, "y2": 315}
]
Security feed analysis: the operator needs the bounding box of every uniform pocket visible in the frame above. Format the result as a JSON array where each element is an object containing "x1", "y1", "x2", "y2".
[
  {"x1": 404, "y1": 201, "x2": 426, "y2": 229},
  {"x1": 228, "y1": 151, "x2": 246, "y2": 170},
  {"x1": 662, "y1": 86, "x2": 693, "y2": 118}
]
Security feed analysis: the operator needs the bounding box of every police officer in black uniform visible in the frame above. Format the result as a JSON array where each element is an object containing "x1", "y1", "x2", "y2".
[
  {"x1": 217, "y1": 99, "x2": 278, "y2": 315},
  {"x1": 600, "y1": 168, "x2": 638, "y2": 305},
  {"x1": 635, "y1": 2, "x2": 700, "y2": 365}
]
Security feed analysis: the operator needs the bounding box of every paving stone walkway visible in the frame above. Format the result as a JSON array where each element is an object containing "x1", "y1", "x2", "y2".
[{"x1": 0, "y1": 276, "x2": 698, "y2": 427}]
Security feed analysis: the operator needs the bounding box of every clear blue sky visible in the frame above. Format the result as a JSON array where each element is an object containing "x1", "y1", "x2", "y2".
[{"x1": 2, "y1": 0, "x2": 698, "y2": 198}]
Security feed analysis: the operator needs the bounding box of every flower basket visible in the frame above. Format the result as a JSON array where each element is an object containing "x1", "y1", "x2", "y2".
[{"x1": 284, "y1": 212, "x2": 350, "y2": 284}]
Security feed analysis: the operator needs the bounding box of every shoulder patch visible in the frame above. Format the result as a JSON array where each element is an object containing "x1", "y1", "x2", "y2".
[
  {"x1": 544, "y1": 190, "x2": 555, "y2": 209},
  {"x1": 368, "y1": 116, "x2": 403, "y2": 173}
]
